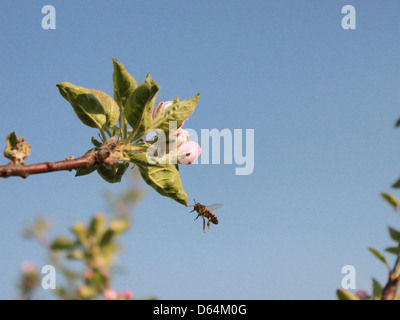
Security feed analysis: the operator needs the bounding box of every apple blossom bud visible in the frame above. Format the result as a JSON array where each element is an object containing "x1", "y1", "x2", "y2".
[
  {"x1": 177, "y1": 141, "x2": 201, "y2": 165},
  {"x1": 153, "y1": 101, "x2": 185, "y2": 128},
  {"x1": 152, "y1": 101, "x2": 172, "y2": 118},
  {"x1": 175, "y1": 129, "x2": 190, "y2": 148}
]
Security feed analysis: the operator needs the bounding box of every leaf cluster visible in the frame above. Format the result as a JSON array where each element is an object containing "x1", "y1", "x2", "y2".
[{"x1": 55, "y1": 58, "x2": 200, "y2": 206}]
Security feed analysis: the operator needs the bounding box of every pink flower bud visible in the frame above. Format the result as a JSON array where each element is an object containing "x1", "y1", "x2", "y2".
[
  {"x1": 103, "y1": 288, "x2": 118, "y2": 300},
  {"x1": 21, "y1": 261, "x2": 37, "y2": 274},
  {"x1": 120, "y1": 291, "x2": 133, "y2": 300},
  {"x1": 177, "y1": 141, "x2": 201, "y2": 165},
  {"x1": 153, "y1": 101, "x2": 185, "y2": 128},
  {"x1": 355, "y1": 290, "x2": 368, "y2": 299},
  {"x1": 152, "y1": 101, "x2": 173, "y2": 118},
  {"x1": 174, "y1": 129, "x2": 190, "y2": 148},
  {"x1": 84, "y1": 270, "x2": 93, "y2": 280}
]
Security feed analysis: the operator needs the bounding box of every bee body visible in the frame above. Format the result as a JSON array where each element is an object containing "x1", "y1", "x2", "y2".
[{"x1": 190, "y1": 201, "x2": 222, "y2": 232}]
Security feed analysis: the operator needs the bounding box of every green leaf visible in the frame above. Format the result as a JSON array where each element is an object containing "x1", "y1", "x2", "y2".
[
  {"x1": 67, "y1": 250, "x2": 84, "y2": 260},
  {"x1": 395, "y1": 260, "x2": 400, "y2": 278},
  {"x1": 336, "y1": 289, "x2": 360, "y2": 300},
  {"x1": 151, "y1": 94, "x2": 200, "y2": 132},
  {"x1": 392, "y1": 177, "x2": 400, "y2": 189},
  {"x1": 395, "y1": 118, "x2": 400, "y2": 127},
  {"x1": 4, "y1": 132, "x2": 31, "y2": 165},
  {"x1": 89, "y1": 215, "x2": 105, "y2": 236},
  {"x1": 56, "y1": 83, "x2": 119, "y2": 128},
  {"x1": 112, "y1": 57, "x2": 138, "y2": 108},
  {"x1": 129, "y1": 152, "x2": 187, "y2": 205},
  {"x1": 75, "y1": 166, "x2": 96, "y2": 177},
  {"x1": 381, "y1": 193, "x2": 399, "y2": 210},
  {"x1": 89, "y1": 89, "x2": 120, "y2": 127},
  {"x1": 136, "y1": 163, "x2": 188, "y2": 206},
  {"x1": 127, "y1": 150, "x2": 153, "y2": 166},
  {"x1": 124, "y1": 82, "x2": 159, "y2": 140},
  {"x1": 97, "y1": 162, "x2": 129, "y2": 183},
  {"x1": 389, "y1": 227, "x2": 400, "y2": 243},
  {"x1": 57, "y1": 82, "x2": 107, "y2": 128},
  {"x1": 372, "y1": 278, "x2": 383, "y2": 299},
  {"x1": 368, "y1": 247, "x2": 390, "y2": 268},
  {"x1": 110, "y1": 219, "x2": 130, "y2": 234},
  {"x1": 91, "y1": 137, "x2": 102, "y2": 148},
  {"x1": 385, "y1": 246, "x2": 400, "y2": 255},
  {"x1": 70, "y1": 222, "x2": 88, "y2": 247},
  {"x1": 77, "y1": 285, "x2": 98, "y2": 300},
  {"x1": 145, "y1": 73, "x2": 155, "y2": 85},
  {"x1": 86, "y1": 270, "x2": 107, "y2": 291},
  {"x1": 50, "y1": 236, "x2": 76, "y2": 251},
  {"x1": 99, "y1": 229, "x2": 115, "y2": 247}
]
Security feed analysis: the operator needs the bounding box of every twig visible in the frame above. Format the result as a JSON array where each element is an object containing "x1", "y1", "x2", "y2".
[
  {"x1": 0, "y1": 137, "x2": 119, "y2": 179},
  {"x1": 0, "y1": 152, "x2": 96, "y2": 179},
  {"x1": 382, "y1": 271, "x2": 400, "y2": 300}
]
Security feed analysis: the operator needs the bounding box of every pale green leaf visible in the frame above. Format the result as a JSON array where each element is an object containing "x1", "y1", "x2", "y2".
[
  {"x1": 57, "y1": 82, "x2": 107, "y2": 128},
  {"x1": 381, "y1": 193, "x2": 399, "y2": 210},
  {"x1": 336, "y1": 289, "x2": 360, "y2": 300},
  {"x1": 110, "y1": 219, "x2": 130, "y2": 234},
  {"x1": 89, "y1": 215, "x2": 105, "y2": 236},
  {"x1": 124, "y1": 82, "x2": 159, "y2": 140},
  {"x1": 112, "y1": 57, "x2": 138, "y2": 108},
  {"x1": 151, "y1": 94, "x2": 199, "y2": 132},
  {"x1": 89, "y1": 89, "x2": 120, "y2": 127},
  {"x1": 50, "y1": 236, "x2": 76, "y2": 251},
  {"x1": 137, "y1": 163, "x2": 187, "y2": 206},
  {"x1": 372, "y1": 278, "x2": 383, "y2": 299},
  {"x1": 368, "y1": 247, "x2": 390, "y2": 268},
  {"x1": 70, "y1": 222, "x2": 88, "y2": 247}
]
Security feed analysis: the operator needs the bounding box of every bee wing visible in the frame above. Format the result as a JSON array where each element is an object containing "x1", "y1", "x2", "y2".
[{"x1": 206, "y1": 203, "x2": 223, "y2": 212}]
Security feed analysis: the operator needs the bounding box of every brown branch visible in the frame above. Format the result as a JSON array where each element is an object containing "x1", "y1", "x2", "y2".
[
  {"x1": 381, "y1": 271, "x2": 400, "y2": 300},
  {"x1": 0, "y1": 152, "x2": 95, "y2": 178},
  {"x1": 0, "y1": 137, "x2": 120, "y2": 179}
]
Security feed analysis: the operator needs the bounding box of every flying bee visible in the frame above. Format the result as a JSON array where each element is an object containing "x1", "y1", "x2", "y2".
[{"x1": 189, "y1": 200, "x2": 223, "y2": 232}]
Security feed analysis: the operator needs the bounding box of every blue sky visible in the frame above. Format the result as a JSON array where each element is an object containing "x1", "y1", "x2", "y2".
[{"x1": 1, "y1": 1, "x2": 400, "y2": 299}]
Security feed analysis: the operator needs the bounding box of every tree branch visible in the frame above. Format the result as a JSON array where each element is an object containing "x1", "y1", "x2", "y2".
[
  {"x1": 0, "y1": 152, "x2": 97, "y2": 178},
  {"x1": 382, "y1": 271, "x2": 400, "y2": 300},
  {"x1": 0, "y1": 137, "x2": 120, "y2": 179}
]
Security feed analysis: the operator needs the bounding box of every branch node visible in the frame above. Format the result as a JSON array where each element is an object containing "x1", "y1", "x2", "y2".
[{"x1": 46, "y1": 162, "x2": 56, "y2": 171}]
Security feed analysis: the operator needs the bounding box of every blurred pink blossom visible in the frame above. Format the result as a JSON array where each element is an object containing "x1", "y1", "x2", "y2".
[
  {"x1": 84, "y1": 270, "x2": 93, "y2": 280},
  {"x1": 21, "y1": 261, "x2": 37, "y2": 274},
  {"x1": 355, "y1": 290, "x2": 369, "y2": 299},
  {"x1": 119, "y1": 290, "x2": 133, "y2": 300},
  {"x1": 103, "y1": 288, "x2": 118, "y2": 300},
  {"x1": 104, "y1": 288, "x2": 133, "y2": 300}
]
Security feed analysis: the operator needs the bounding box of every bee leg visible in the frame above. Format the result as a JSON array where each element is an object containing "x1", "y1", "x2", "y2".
[
  {"x1": 202, "y1": 218, "x2": 206, "y2": 233},
  {"x1": 207, "y1": 220, "x2": 211, "y2": 230},
  {"x1": 194, "y1": 214, "x2": 200, "y2": 221}
]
